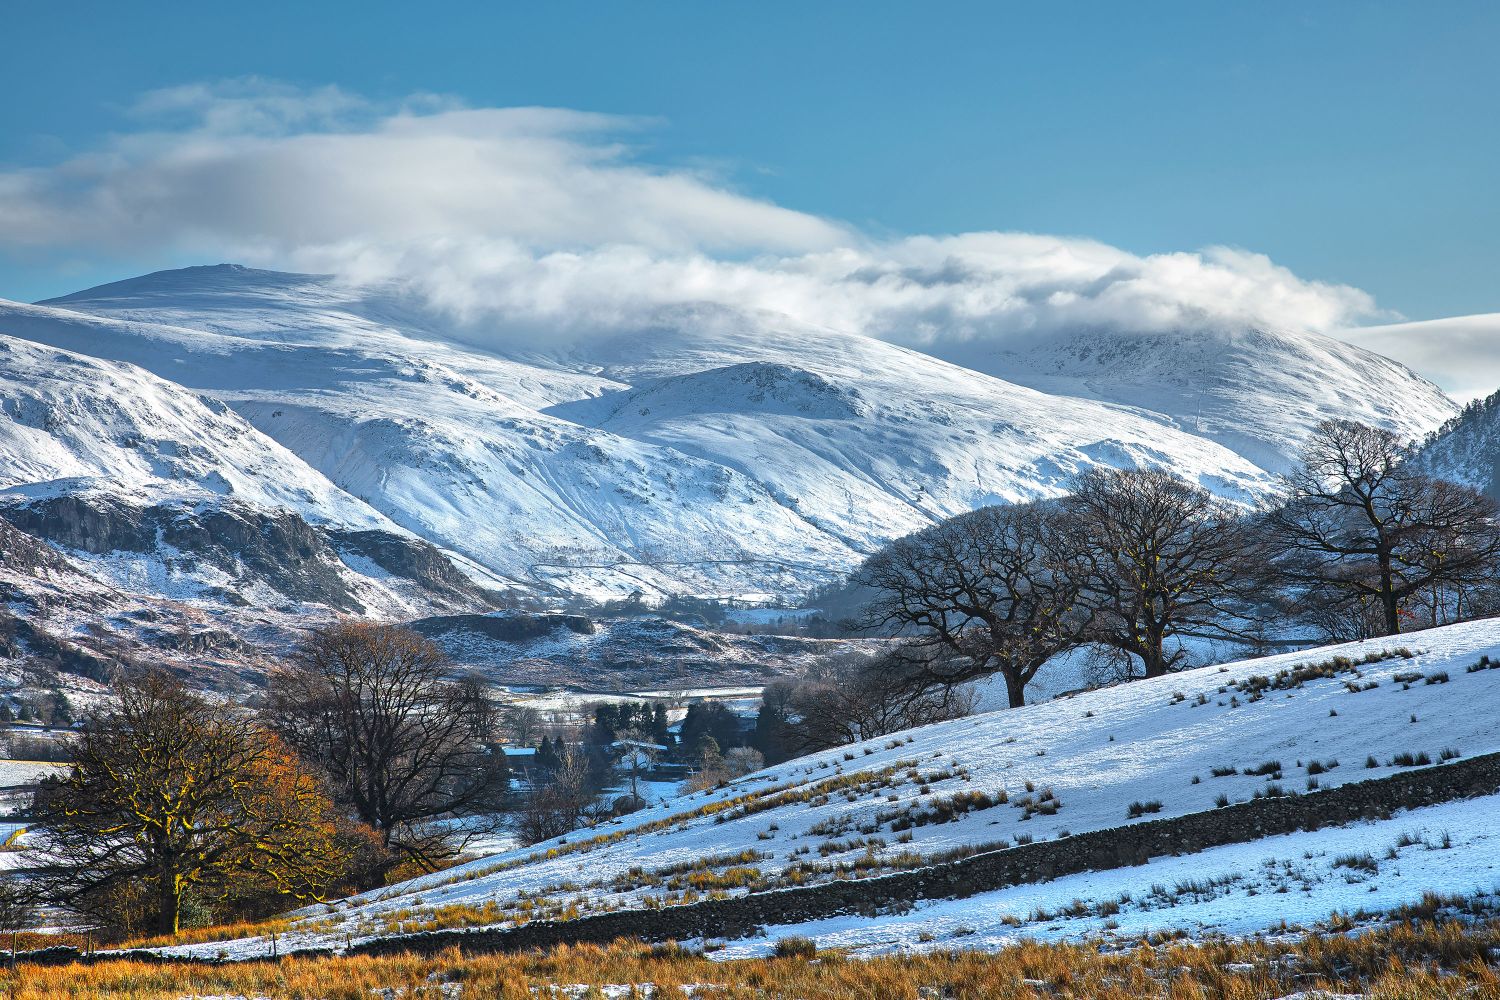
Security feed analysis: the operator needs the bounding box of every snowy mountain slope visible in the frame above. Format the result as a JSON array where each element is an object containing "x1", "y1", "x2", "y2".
[
  {"x1": 1414, "y1": 388, "x2": 1500, "y2": 498},
  {"x1": 970, "y1": 327, "x2": 1456, "y2": 473},
  {"x1": 151, "y1": 617, "x2": 1500, "y2": 958},
  {"x1": 0, "y1": 335, "x2": 494, "y2": 614},
  {"x1": 1, "y1": 263, "x2": 1452, "y2": 603},
  {"x1": 0, "y1": 334, "x2": 385, "y2": 523},
  {"x1": 1338, "y1": 312, "x2": 1500, "y2": 405}
]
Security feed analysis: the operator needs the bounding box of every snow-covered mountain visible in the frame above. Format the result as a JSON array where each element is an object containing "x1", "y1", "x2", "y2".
[
  {"x1": 0, "y1": 334, "x2": 497, "y2": 613},
  {"x1": 0, "y1": 264, "x2": 1458, "y2": 605},
  {"x1": 973, "y1": 326, "x2": 1455, "y2": 473},
  {"x1": 1337, "y1": 312, "x2": 1500, "y2": 406}
]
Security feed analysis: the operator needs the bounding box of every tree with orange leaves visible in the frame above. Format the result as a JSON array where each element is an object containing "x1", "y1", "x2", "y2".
[{"x1": 28, "y1": 669, "x2": 360, "y2": 936}]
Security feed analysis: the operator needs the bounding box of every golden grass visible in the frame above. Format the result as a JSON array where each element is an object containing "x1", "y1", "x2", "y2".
[{"x1": 7, "y1": 917, "x2": 1500, "y2": 999}]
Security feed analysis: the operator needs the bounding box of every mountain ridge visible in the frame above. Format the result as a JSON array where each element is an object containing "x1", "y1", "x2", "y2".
[{"x1": 0, "y1": 263, "x2": 1461, "y2": 606}]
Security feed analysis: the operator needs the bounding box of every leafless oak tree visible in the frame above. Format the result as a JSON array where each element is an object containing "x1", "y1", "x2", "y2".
[
  {"x1": 268, "y1": 621, "x2": 507, "y2": 871},
  {"x1": 1062, "y1": 467, "x2": 1271, "y2": 678},
  {"x1": 857, "y1": 502, "x2": 1088, "y2": 707},
  {"x1": 1268, "y1": 419, "x2": 1500, "y2": 637}
]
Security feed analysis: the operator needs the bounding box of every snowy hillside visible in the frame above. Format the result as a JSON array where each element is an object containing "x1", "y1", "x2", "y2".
[
  {"x1": 1338, "y1": 312, "x2": 1500, "y2": 406},
  {"x1": 976, "y1": 326, "x2": 1455, "y2": 473},
  {"x1": 0, "y1": 334, "x2": 383, "y2": 525},
  {"x1": 0, "y1": 263, "x2": 1457, "y2": 604},
  {"x1": 0, "y1": 336, "x2": 494, "y2": 614},
  {"x1": 1415, "y1": 388, "x2": 1500, "y2": 498},
  {"x1": 152, "y1": 617, "x2": 1500, "y2": 959}
]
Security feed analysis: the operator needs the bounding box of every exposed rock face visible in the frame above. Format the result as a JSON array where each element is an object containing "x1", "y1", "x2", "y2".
[
  {"x1": 0, "y1": 494, "x2": 156, "y2": 557},
  {"x1": 329, "y1": 529, "x2": 498, "y2": 609},
  {"x1": 2, "y1": 494, "x2": 363, "y2": 609},
  {"x1": 0, "y1": 494, "x2": 494, "y2": 613},
  {"x1": 0, "y1": 512, "x2": 76, "y2": 581}
]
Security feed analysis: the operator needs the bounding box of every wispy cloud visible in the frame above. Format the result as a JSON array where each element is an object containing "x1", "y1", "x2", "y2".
[
  {"x1": 1338, "y1": 314, "x2": 1500, "y2": 403},
  {"x1": 0, "y1": 78, "x2": 1382, "y2": 359}
]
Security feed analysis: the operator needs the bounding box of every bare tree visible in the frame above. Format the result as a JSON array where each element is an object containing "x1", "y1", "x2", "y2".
[
  {"x1": 513, "y1": 744, "x2": 595, "y2": 846},
  {"x1": 28, "y1": 670, "x2": 355, "y2": 937},
  {"x1": 612, "y1": 726, "x2": 663, "y2": 806},
  {"x1": 1269, "y1": 419, "x2": 1500, "y2": 637},
  {"x1": 0, "y1": 878, "x2": 34, "y2": 934},
  {"x1": 499, "y1": 704, "x2": 544, "y2": 747},
  {"x1": 268, "y1": 621, "x2": 507, "y2": 871},
  {"x1": 1063, "y1": 467, "x2": 1271, "y2": 678},
  {"x1": 857, "y1": 502, "x2": 1087, "y2": 708},
  {"x1": 780, "y1": 650, "x2": 977, "y2": 755}
]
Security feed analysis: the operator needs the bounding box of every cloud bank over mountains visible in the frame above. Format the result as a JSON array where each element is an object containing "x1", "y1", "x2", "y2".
[{"x1": 0, "y1": 79, "x2": 1387, "y2": 361}]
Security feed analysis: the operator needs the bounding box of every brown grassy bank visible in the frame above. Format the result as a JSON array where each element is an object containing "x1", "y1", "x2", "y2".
[{"x1": 8, "y1": 914, "x2": 1500, "y2": 999}]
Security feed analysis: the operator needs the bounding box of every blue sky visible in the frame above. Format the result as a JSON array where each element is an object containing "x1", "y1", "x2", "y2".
[{"x1": 1, "y1": 1, "x2": 1496, "y2": 324}]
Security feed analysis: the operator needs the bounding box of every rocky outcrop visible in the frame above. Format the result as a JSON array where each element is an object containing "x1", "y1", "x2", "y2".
[
  {"x1": 410, "y1": 611, "x2": 596, "y2": 643},
  {"x1": 2, "y1": 494, "x2": 364, "y2": 610},
  {"x1": 0, "y1": 511, "x2": 79, "y2": 579},
  {"x1": 328, "y1": 529, "x2": 497, "y2": 609},
  {"x1": 0, "y1": 494, "x2": 492, "y2": 613}
]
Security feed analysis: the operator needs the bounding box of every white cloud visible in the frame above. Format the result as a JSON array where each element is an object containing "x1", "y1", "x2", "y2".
[
  {"x1": 1337, "y1": 314, "x2": 1500, "y2": 403},
  {"x1": 2, "y1": 80, "x2": 844, "y2": 256},
  {"x1": 0, "y1": 78, "x2": 1384, "y2": 359}
]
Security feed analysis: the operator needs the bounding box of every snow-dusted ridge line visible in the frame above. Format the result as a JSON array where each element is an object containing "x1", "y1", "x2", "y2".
[{"x1": 0, "y1": 262, "x2": 1457, "y2": 602}]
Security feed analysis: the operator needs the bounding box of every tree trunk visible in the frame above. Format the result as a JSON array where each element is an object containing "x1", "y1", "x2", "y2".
[
  {"x1": 157, "y1": 869, "x2": 180, "y2": 937},
  {"x1": 1004, "y1": 670, "x2": 1026, "y2": 709},
  {"x1": 1378, "y1": 550, "x2": 1401, "y2": 635},
  {"x1": 1142, "y1": 627, "x2": 1168, "y2": 678}
]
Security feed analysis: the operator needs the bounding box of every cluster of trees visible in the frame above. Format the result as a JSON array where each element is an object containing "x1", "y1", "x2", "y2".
[
  {"x1": 752, "y1": 650, "x2": 977, "y2": 764},
  {"x1": 268, "y1": 623, "x2": 507, "y2": 871},
  {"x1": 20, "y1": 621, "x2": 512, "y2": 937},
  {"x1": 0, "y1": 690, "x2": 71, "y2": 726},
  {"x1": 851, "y1": 419, "x2": 1500, "y2": 710}
]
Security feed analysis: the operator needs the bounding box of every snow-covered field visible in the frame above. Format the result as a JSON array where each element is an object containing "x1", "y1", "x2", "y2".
[
  {"x1": 730, "y1": 796, "x2": 1500, "y2": 958},
  {"x1": 0, "y1": 758, "x2": 68, "y2": 787},
  {"x1": 142, "y1": 617, "x2": 1500, "y2": 960}
]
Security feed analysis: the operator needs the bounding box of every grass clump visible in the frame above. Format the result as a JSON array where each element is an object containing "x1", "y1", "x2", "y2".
[{"x1": 772, "y1": 935, "x2": 818, "y2": 959}]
